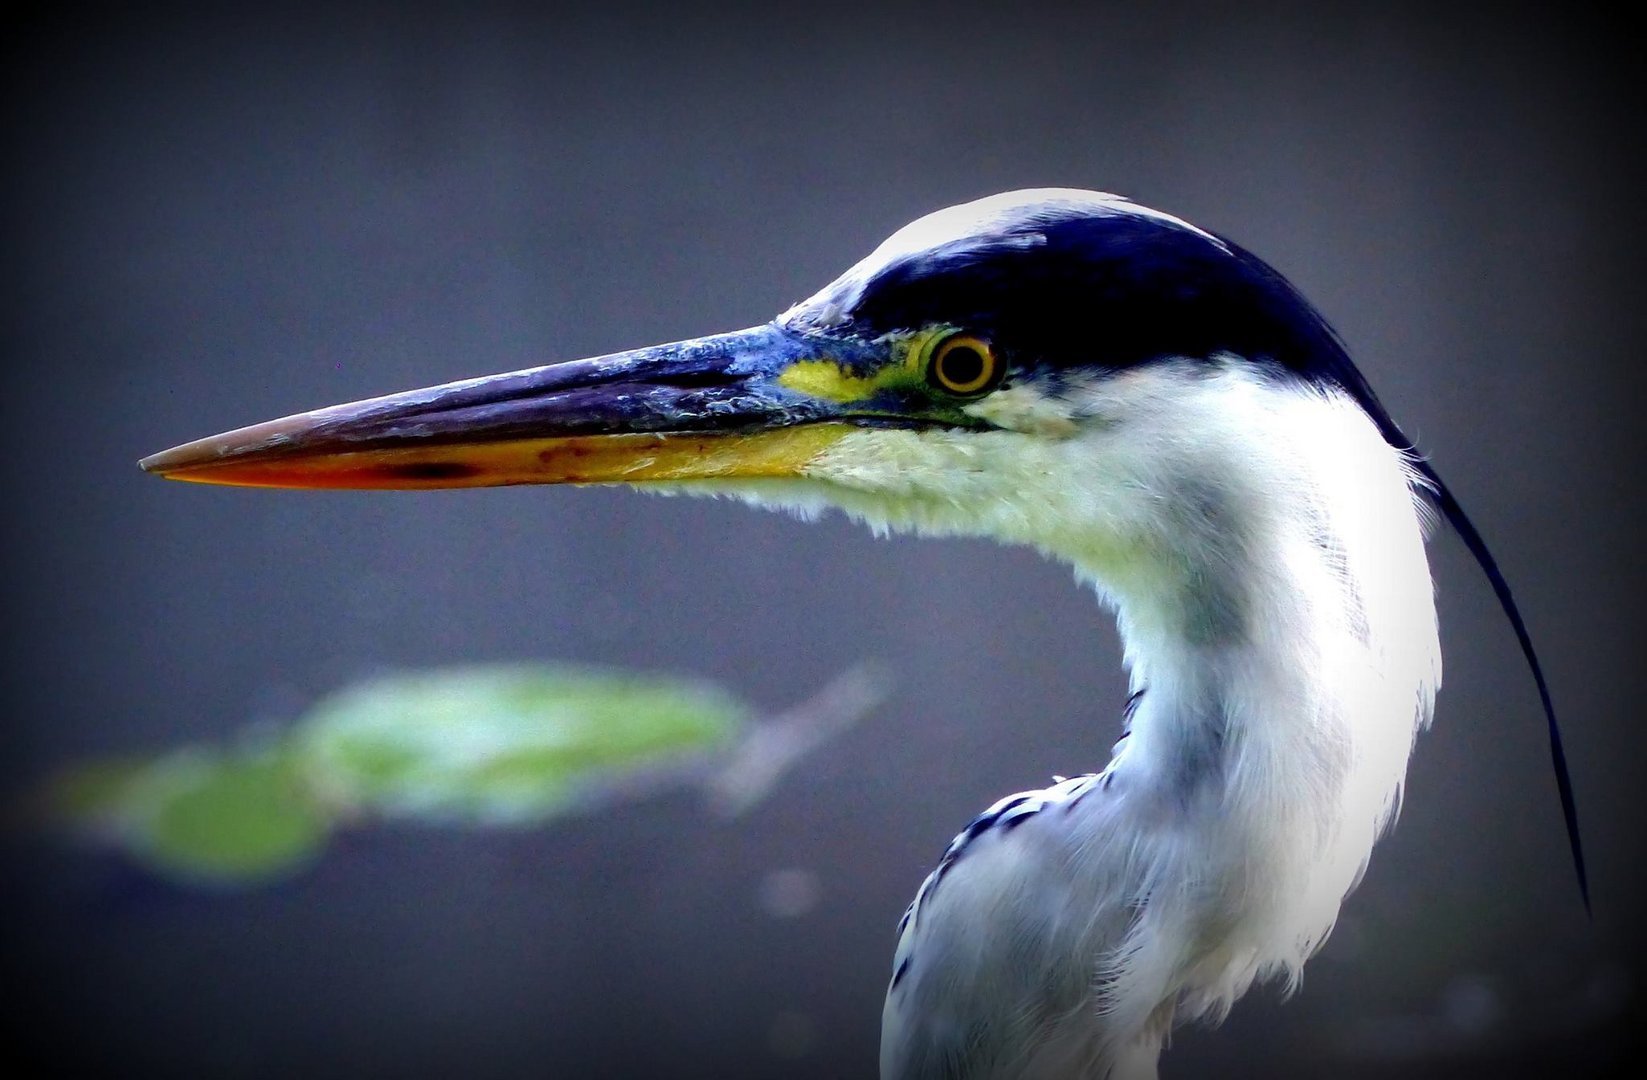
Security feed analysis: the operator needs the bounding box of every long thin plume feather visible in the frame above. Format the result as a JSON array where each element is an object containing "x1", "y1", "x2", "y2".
[{"x1": 1413, "y1": 459, "x2": 1590, "y2": 914}]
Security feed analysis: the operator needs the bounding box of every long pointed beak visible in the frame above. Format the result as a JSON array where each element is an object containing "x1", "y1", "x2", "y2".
[{"x1": 139, "y1": 324, "x2": 861, "y2": 489}]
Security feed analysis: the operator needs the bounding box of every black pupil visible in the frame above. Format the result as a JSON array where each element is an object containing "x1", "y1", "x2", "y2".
[{"x1": 941, "y1": 345, "x2": 985, "y2": 388}]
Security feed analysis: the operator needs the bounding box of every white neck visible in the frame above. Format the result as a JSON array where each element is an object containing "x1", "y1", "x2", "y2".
[
  {"x1": 675, "y1": 358, "x2": 1442, "y2": 1012},
  {"x1": 1068, "y1": 363, "x2": 1441, "y2": 1017}
]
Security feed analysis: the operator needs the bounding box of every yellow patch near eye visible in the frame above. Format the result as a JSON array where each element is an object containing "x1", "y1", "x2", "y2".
[
  {"x1": 779, "y1": 360, "x2": 875, "y2": 402},
  {"x1": 775, "y1": 329, "x2": 947, "y2": 404},
  {"x1": 778, "y1": 357, "x2": 918, "y2": 403}
]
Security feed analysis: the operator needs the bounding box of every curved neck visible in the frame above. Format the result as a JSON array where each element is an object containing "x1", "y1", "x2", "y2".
[
  {"x1": 1063, "y1": 366, "x2": 1442, "y2": 978},
  {"x1": 716, "y1": 359, "x2": 1440, "y2": 915},
  {"x1": 718, "y1": 358, "x2": 1445, "y2": 1021}
]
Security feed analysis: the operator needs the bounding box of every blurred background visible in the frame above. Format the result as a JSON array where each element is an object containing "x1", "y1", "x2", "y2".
[{"x1": 3, "y1": 3, "x2": 1642, "y2": 1077}]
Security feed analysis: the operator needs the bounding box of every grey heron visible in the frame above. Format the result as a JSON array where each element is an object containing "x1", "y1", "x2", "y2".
[{"x1": 140, "y1": 189, "x2": 1584, "y2": 1079}]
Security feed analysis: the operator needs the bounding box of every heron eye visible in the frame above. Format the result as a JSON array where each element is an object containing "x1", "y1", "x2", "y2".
[{"x1": 928, "y1": 335, "x2": 1002, "y2": 397}]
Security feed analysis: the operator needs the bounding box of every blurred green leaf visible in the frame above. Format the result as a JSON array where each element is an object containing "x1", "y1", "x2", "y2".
[
  {"x1": 37, "y1": 664, "x2": 838, "y2": 888},
  {"x1": 298, "y1": 665, "x2": 746, "y2": 824},
  {"x1": 135, "y1": 745, "x2": 331, "y2": 885},
  {"x1": 51, "y1": 744, "x2": 330, "y2": 886}
]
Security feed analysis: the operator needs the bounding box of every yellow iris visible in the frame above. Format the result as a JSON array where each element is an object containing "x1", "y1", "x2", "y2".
[{"x1": 926, "y1": 334, "x2": 1001, "y2": 397}]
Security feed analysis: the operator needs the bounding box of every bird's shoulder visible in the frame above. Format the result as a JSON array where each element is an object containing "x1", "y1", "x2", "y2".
[
  {"x1": 892, "y1": 688, "x2": 1146, "y2": 968},
  {"x1": 891, "y1": 772, "x2": 1108, "y2": 978},
  {"x1": 881, "y1": 770, "x2": 1133, "y2": 1080}
]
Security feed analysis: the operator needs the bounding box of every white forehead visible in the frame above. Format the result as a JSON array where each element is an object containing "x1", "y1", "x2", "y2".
[
  {"x1": 783, "y1": 188, "x2": 1224, "y2": 328},
  {"x1": 862, "y1": 189, "x2": 1220, "y2": 267}
]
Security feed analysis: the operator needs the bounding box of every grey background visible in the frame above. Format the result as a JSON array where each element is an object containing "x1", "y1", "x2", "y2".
[{"x1": 3, "y1": 3, "x2": 1642, "y2": 1077}]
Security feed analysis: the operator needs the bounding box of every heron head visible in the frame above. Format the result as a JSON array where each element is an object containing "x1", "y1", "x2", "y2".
[{"x1": 141, "y1": 189, "x2": 1397, "y2": 561}]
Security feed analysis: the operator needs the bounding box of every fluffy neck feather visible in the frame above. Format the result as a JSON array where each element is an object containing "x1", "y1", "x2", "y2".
[
  {"x1": 1087, "y1": 365, "x2": 1441, "y2": 1015},
  {"x1": 674, "y1": 358, "x2": 1442, "y2": 1010}
]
